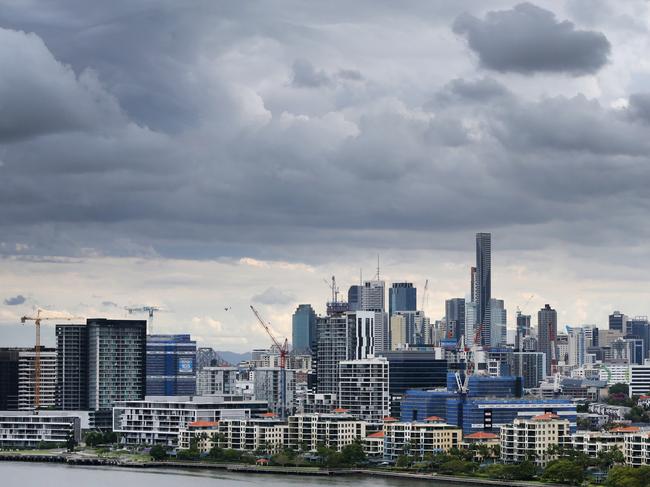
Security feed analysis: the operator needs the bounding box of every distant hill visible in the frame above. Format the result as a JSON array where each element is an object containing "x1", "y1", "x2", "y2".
[{"x1": 217, "y1": 350, "x2": 252, "y2": 365}]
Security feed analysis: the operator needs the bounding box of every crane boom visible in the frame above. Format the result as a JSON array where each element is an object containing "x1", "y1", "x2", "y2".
[
  {"x1": 250, "y1": 305, "x2": 289, "y2": 419},
  {"x1": 20, "y1": 310, "x2": 84, "y2": 411}
]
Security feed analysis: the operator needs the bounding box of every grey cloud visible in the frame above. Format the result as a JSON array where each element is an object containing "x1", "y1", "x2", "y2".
[
  {"x1": 452, "y1": 3, "x2": 611, "y2": 75},
  {"x1": 101, "y1": 300, "x2": 118, "y2": 307},
  {"x1": 4, "y1": 295, "x2": 26, "y2": 306},
  {"x1": 291, "y1": 59, "x2": 331, "y2": 88},
  {"x1": 252, "y1": 287, "x2": 295, "y2": 305},
  {"x1": 337, "y1": 69, "x2": 363, "y2": 81},
  {"x1": 628, "y1": 94, "x2": 650, "y2": 124},
  {"x1": 434, "y1": 77, "x2": 510, "y2": 106}
]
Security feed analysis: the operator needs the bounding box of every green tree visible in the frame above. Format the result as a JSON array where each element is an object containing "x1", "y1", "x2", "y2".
[
  {"x1": 149, "y1": 445, "x2": 167, "y2": 461},
  {"x1": 340, "y1": 441, "x2": 366, "y2": 466},
  {"x1": 395, "y1": 455, "x2": 411, "y2": 468},
  {"x1": 605, "y1": 465, "x2": 650, "y2": 487},
  {"x1": 439, "y1": 458, "x2": 475, "y2": 475},
  {"x1": 597, "y1": 448, "x2": 625, "y2": 471},
  {"x1": 542, "y1": 459, "x2": 585, "y2": 485}
]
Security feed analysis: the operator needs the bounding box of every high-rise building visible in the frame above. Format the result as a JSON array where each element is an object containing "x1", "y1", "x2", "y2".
[
  {"x1": 490, "y1": 298, "x2": 507, "y2": 347},
  {"x1": 445, "y1": 298, "x2": 465, "y2": 340},
  {"x1": 316, "y1": 314, "x2": 351, "y2": 395},
  {"x1": 464, "y1": 301, "x2": 478, "y2": 346},
  {"x1": 55, "y1": 323, "x2": 88, "y2": 410},
  {"x1": 389, "y1": 282, "x2": 417, "y2": 317},
  {"x1": 254, "y1": 367, "x2": 297, "y2": 415},
  {"x1": 627, "y1": 317, "x2": 650, "y2": 359},
  {"x1": 291, "y1": 304, "x2": 317, "y2": 353},
  {"x1": 609, "y1": 310, "x2": 627, "y2": 332},
  {"x1": 475, "y1": 233, "x2": 492, "y2": 346},
  {"x1": 146, "y1": 334, "x2": 197, "y2": 396},
  {"x1": 18, "y1": 347, "x2": 57, "y2": 410},
  {"x1": 197, "y1": 366, "x2": 238, "y2": 395},
  {"x1": 509, "y1": 352, "x2": 546, "y2": 388},
  {"x1": 390, "y1": 314, "x2": 408, "y2": 350},
  {"x1": 87, "y1": 319, "x2": 147, "y2": 425},
  {"x1": 338, "y1": 357, "x2": 390, "y2": 423},
  {"x1": 0, "y1": 348, "x2": 21, "y2": 410},
  {"x1": 515, "y1": 312, "x2": 531, "y2": 350},
  {"x1": 361, "y1": 280, "x2": 385, "y2": 312},
  {"x1": 538, "y1": 304, "x2": 558, "y2": 375},
  {"x1": 349, "y1": 311, "x2": 376, "y2": 359},
  {"x1": 347, "y1": 285, "x2": 361, "y2": 312}
]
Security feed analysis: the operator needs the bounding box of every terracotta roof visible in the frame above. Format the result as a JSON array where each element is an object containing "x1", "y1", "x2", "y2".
[
  {"x1": 611, "y1": 426, "x2": 640, "y2": 433},
  {"x1": 188, "y1": 421, "x2": 219, "y2": 428},
  {"x1": 333, "y1": 408, "x2": 349, "y2": 413},
  {"x1": 367, "y1": 431, "x2": 385, "y2": 438},
  {"x1": 256, "y1": 458, "x2": 270, "y2": 464},
  {"x1": 465, "y1": 432, "x2": 498, "y2": 440},
  {"x1": 383, "y1": 416, "x2": 398, "y2": 422},
  {"x1": 425, "y1": 416, "x2": 445, "y2": 422},
  {"x1": 260, "y1": 412, "x2": 278, "y2": 418},
  {"x1": 640, "y1": 395, "x2": 650, "y2": 400},
  {"x1": 532, "y1": 413, "x2": 560, "y2": 421}
]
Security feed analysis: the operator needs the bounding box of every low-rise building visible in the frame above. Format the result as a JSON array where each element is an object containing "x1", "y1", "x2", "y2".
[
  {"x1": 285, "y1": 413, "x2": 366, "y2": 452},
  {"x1": 624, "y1": 430, "x2": 650, "y2": 466},
  {"x1": 178, "y1": 420, "x2": 219, "y2": 452},
  {"x1": 113, "y1": 395, "x2": 267, "y2": 447},
  {"x1": 216, "y1": 416, "x2": 287, "y2": 453},
  {"x1": 588, "y1": 403, "x2": 631, "y2": 421},
  {"x1": 0, "y1": 413, "x2": 80, "y2": 448},
  {"x1": 383, "y1": 418, "x2": 462, "y2": 461},
  {"x1": 572, "y1": 431, "x2": 625, "y2": 458},
  {"x1": 500, "y1": 413, "x2": 572, "y2": 466},
  {"x1": 364, "y1": 431, "x2": 384, "y2": 458}
]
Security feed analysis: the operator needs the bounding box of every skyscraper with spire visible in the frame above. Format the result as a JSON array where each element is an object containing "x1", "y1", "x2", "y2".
[{"x1": 475, "y1": 233, "x2": 492, "y2": 347}]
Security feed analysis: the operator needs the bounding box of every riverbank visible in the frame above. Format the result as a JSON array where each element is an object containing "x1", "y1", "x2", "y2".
[{"x1": 0, "y1": 452, "x2": 566, "y2": 487}]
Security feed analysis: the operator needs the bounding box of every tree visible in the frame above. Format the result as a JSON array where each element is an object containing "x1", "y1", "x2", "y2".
[
  {"x1": 609, "y1": 383, "x2": 629, "y2": 396},
  {"x1": 66, "y1": 434, "x2": 76, "y2": 452},
  {"x1": 542, "y1": 459, "x2": 585, "y2": 485},
  {"x1": 149, "y1": 445, "x2": 167, "y2": 461},
  {"x1": 439, "y1": 459, "x2": 475, "y2": 475},
  {"x1": 605, "y1": 465, "x2": 650, "y2": 487},
  {"x1": 396, "y1": 455, "x2": 411, "y2": 468},
  {"x1": 596, "y1": 448, "x2": 625, "y2": 471},
  {"x1": 341, "y1": 441, "x2": 366, "y2": 466}
]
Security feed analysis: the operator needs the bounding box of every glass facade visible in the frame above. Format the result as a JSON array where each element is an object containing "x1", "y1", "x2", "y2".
[
  {"x1": 291, "y1": 304, "x2": 317, "y2": 353},
  {"x1": 146, "y1": 334, "x2": 197, "y2": 396},
  {"x1": 389, "y1": 282, "x2": 417, "y2": 317}
]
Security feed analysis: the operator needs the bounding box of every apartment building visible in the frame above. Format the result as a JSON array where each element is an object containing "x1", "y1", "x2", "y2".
[
  {"x1": 500, "y1": 413, "x2": 572, "y2": 466},
  {"x1": 338, "y1": 357, "x2": 390, "y2": 423},
  {"x1": 216, "y1": 417, "x2": 287, "y2": 453},
  {"x1": 285, "y1": 413, "x2": 366, "y2": 452},
  {"x1": 383, "y1": 419, "x2": 462, "y2": 461},
  {"x1": 0, "y1": 413, "x2": 80, "y2": 448}
]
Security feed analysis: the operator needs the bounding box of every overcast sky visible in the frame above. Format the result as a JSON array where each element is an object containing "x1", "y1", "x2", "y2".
[{"x1": 1, "y1": 1, "x2": 650, "y2": 351}]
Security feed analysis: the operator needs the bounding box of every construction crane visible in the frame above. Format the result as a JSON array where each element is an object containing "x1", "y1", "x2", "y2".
[
  {"x1": 323, "y1": 276, "x2": 340, "y2": 303},
  {"x1": 250, "y1": 305, "x2": 289, "y2": 419},
  {"x1": 20, "y1": 310, "x2": 84, "y2": 411},
  {"x1": 125, "y1": 306, "x2": 161, "y2": 334}
]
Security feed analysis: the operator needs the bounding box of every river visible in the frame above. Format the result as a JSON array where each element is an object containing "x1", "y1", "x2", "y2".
[{"x1": 0, "y1": 462, "x2": 471, "y2": 486}]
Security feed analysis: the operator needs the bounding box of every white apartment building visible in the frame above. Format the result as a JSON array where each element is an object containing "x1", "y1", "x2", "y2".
[
  {"x1": 285, "y1": 413, "x2": 366, "y2": 452},
  {"x1": 624, "y1": 431, "x2": 650, "y2": 466},
  {"x1": 500, "y1": 413, "x2": 572, "y2": 466},
  {"x1": 18, "y1": 348, "x2": 57, "y2": 410},
  {"x1": 197, "y1": 366, "x2": 238, "y2": 395},
  {"x1": 216, "y1": 417, "x2": 287, "y2": 453},
  {"x1": 0, "y1": 413, "x2": 80, "y2": 448},
  {"x1": 113, "y1": 395, "x2": 268, "y2": 446},
  {"x1": 629, "y1": 364, "x2": 650, "y2": 397},
  {"x1": 572, "y1": 431, "x2": 625, "y2": 458},
  {"x1": 383, "y1": 420, "x2": 462, "y2": 461},
  {"x1": 178, "y1": 420, "x2": 219, "y2": 452},
  {"x1": 338, "y1": 357, "x2": 389, "y2": 423},
  {"x1": 598, "y1": 363, "x2": 630, "y2": 385}
]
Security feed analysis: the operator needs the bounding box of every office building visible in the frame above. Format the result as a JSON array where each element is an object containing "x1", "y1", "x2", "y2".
[
  {"x1": 383, "y1": 420, "x2": 462, "y2": 461},
  {"x1": 87, "y1": 319, "x2": 147, "y2": 426},
  {"x1": 629, "y1": 364, "x2": 650, "y2": 398},
  {"x1": 361, "y1": 279, "x2": 385, "y2": 312},
  {"x1": 501, "y1": 414, "x2": 572, "y2": 466},
  {"x1": 609, "y1": 310, "x2": 627, "y2": 332},
  {"x1": 146, "y1": 334, "x2": 196, "y2": 396},
  {"x1": 347, "y1": 285, "x2": 361, "y2": 312},
  {"x1": 627, "y1": 317, "x2": 650, "y2": 359},
  {"x1": 390, "y1": 314, "x2": 408, "y2": 349},
  {"x1": 464, "y1": 301, "x2": 478, "y2": 346},
  {"x1": 292, "y1": 304, "x2": 317, "y2": 353},
  {"x1": 350, "y1": 310, "x2": 377, "y2": 358},
  {"x1": 389, "y1": 282, "x2": 416, "y2": 317},
  {"x1": 0, "y1": 348, "x2": 21, "y2": 410},
  {"x1": 285, "y1": 413, "x2": 366, "y2": 452},
  {"x1": 445, "y1": 298, "x2": 465, "y2": 341},
  {"x1": 515, "y1": 312, "x2": 531, "y2": 350},
  {"x1": 113, "y1": 395, "x2": 268, "y2": 446},
  {"x1": 598, "y1": 363, "x2": 630, "y2": 385},
  {"x1": 538, "y1": 304, "x2": 558, "y2": 375},
  {"x1": 509, "y1": 352, "x2": 546, "y2": 389},
  {"x1": 55, "y1": 324, "x2": 88, "y2": 410},
  {"x1": 316, "y1": 314, "x2": 350, "y2": 395},
  {"x1": 18, "y1": 347, "x2": 57, "y2": 410},
  {"x1": 197, "y1": 366, "x2": 238, "y2": 395},
  {"x1": 0, "y1": 413, "x2": 81, "y2": 448},
  {"x1": 475, "y1": 232, "x2": 492, "y2": 346},
  {"x1": 338, "y1": 357, "x2": 390, "y2": 423},
  {"x1": 490, "y1": 298, "x2": 507, "y2": 347}
]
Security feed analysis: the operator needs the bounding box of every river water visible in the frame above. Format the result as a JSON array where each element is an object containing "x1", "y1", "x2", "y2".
[{"x1": 0, "y1": 462, "x2": 469, "y2": 486}]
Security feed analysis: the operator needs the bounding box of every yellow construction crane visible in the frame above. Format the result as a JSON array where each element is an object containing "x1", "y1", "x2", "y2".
[{"x1": 20, "y1": 309, "x2": 84, "y2": 411}]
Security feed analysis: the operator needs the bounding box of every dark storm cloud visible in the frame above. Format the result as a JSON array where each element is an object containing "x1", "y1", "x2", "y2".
[
  {"x1": 4, "y1": 295, "x2": 26, "y2": 306},
  {"x1": 628, "y1": 94, "x2": 650, "y2": 124},
  {"x1": 0, "y1": 0, "x2": 648, "y2": 266},
  {"x1": 452, "y1": 3, "x2": 611, "y2": 75}
]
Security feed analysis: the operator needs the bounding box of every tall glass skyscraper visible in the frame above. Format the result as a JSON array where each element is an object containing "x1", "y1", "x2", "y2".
[
  {"x1": 389, "y1": 282, "x2": 417, "y2": 317},
  {"x1": 538, "y1": 304, "x2": 558, "y2": 374},
  {"x1": 146, "y1": 334, "x2": 197, "y2": 396},
  {"x1": 292, "y1": 304, "x2": 317, "y2": 353},
  {"x1": 475, "y1": 232, "x2": 492, "y2": 346},
  {"x1": 445, "y1": 298, "x2": 465, "y2": 340}
]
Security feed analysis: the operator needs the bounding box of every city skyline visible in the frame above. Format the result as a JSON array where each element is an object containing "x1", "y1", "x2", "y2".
[{"x1": 2, "y1": 1, "x2": 650, "y2": 351}]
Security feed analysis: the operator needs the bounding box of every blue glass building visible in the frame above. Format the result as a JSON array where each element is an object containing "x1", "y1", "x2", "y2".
[
  {"x1": 146, "y1": 334, "x2": 196, "y2": 396},
  {"x1": 292, "y1": 304, "x2": 317, "y2": 353},
  {"x1": 389, "y1": 282, "x2": 417, "y2": 317},
  {"x1": 401, "y1": 373, "x2": 575, "y2": 434}
]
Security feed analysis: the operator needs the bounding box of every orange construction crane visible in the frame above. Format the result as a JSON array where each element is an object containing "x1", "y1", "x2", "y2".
[
  {"x1": 250, "y1": 305, "x2": 289, "y2": 418},
  {"x1": 20, "y1": 309, "x2": 84, "y2": 411}
]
